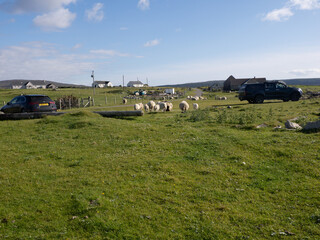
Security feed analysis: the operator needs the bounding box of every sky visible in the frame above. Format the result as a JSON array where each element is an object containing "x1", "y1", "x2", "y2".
[{"x1": 0, "y1": 0, "x2": 320, "y2": 86}]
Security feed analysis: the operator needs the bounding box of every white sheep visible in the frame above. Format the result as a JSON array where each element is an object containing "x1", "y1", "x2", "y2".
[
  {"x1": 139, "y1": 103, "x2": 144, "y2": 109},
  {"x1": 154, "y1": 104, "x2": 160, "y2": 112},
  {"x1": 147, "y1": 101, "x2": 156, "y2": 111},
  {"x1": 179, "y1": 101, "x2": 189, "y2": 112},
  {"x1": 191, "y1": 96, "x2": 199, "y2": 101},
  {"x1": 122, "y1": 98, "x2": 127, "y2": 104},
  {"x1": 220, "y1": 96, "x2": 227, "y2": 100},
  {"x1": 144, "y1": 104, "x2": 149, "y2": 112},
  {"x1": 159, "y1": 102, "x2": 167, "y2": 112},
  {"x1": 193, "y1": 103, "x2": 199, "y2": 110},
  {"x1": 166, "y1": 102, "x2": 173, "y2": 111},
  {"x1": 134, "y1": 103, "x2": 141, "y2": 110}
]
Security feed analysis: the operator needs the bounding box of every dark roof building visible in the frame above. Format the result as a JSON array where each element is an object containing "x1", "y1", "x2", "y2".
[
  {"x1": 223, "y1": 75, "x2": 266, "y2": 91},
  {"x1": 127, "y1": 80, "x2": 144, "y2": 87}
]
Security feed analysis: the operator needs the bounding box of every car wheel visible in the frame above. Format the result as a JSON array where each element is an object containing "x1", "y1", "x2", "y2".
[
  {"x1": 291, "y1": 93, "x2": 300, "y2": 101},
  {"x1": 254, "y1": 95, "x2": 264, "y2": 104}
]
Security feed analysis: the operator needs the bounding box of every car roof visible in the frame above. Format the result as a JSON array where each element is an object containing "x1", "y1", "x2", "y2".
[{"x1": 22, "y1": 94, "x2": 48, "y2": 97}]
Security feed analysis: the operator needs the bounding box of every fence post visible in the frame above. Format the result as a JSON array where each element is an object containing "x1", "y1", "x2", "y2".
[
  {"x1": 78, "y1": 98, "x2": 80, "y2": 108},
  {"x1": 3, "y1": 101, "x2": 5, "y2": 106},
  {"x1": 92, "y1": 97, "x2": 95, "y2": 106},
  {"x1": 59, "y1": 99, "x2": 62, "y2": 110},
  {"x1": 69, "y1": 98, "x2": 71, "y2": 109}
]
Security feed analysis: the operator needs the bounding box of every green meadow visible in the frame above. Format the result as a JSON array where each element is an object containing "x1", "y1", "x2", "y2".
[{"x1": 0, "y1": 86, "x2": 319, "y2": 239}]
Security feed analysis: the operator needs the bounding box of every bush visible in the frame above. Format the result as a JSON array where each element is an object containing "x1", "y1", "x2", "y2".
[
  {"x1": 188, "y1": 109, "x2": 212, "y2": 122},
  {"x1": 55, "y1": 95, "x2": 79, "y2": 110}
]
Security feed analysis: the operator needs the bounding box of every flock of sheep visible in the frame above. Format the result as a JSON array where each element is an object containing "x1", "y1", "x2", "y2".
[
  {"x1": 122, "y1": 94, "x2": 228, "y2": 113},
  {"x1": 122, "y1": 92, "x2": 230, "y2": 113},
  {"x1": 129, "y1": 100, "x2": 199, "y2": 113}
]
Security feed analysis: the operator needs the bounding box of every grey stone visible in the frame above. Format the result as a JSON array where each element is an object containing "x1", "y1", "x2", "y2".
[
  {"x1": 303, "y1": 120, "x2": 320, "y2": 130},
  {"x1": 256, "y1": 123, "x2": 268, "y2": 128},
  {"x1": 285, "y1": 120, "x2": 302, "y2": 130}
]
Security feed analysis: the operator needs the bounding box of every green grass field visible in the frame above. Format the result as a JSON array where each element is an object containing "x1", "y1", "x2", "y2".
[{"x1": 0, "y1": 87, "x2": 319, "y2": 239}]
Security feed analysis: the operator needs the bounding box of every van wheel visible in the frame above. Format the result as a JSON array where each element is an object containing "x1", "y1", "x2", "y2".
[
  {"x1": 254, "y1": 95, "x2": 264, "y2": 104},
  {"x1": 291, "y1": 93, "x2": 300, "y2": 101}
]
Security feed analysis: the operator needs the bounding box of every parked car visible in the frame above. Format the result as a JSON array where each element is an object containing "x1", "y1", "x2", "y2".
[
  {"x1": 238, "y1": 81, "x2": 303, "y2": 104},
  {"x1": 1, "y1": 95, "x2": 57, "y2": 113}
]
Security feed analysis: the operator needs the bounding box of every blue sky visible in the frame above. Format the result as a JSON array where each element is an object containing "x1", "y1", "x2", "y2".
[{"x1": 0, "y1": 0, "x2": 320, "y2": 86}]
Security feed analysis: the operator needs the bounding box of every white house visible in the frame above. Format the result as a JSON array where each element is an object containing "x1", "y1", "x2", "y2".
[
  {"x1": 127, "y1": 81, "x2": 144, "y2": 88},
  {"x1": 12, "y1": 81, "x2": 47, "y2": 89},
  {"x1": 165, "y1": 88, "x2": 175, "y2": 94},
  {"x1": 92, "y1": 81, "x2": 113, "y2": 88}
]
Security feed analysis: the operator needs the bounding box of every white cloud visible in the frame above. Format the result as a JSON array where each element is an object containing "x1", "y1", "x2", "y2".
[
  {"x1": 33, "y1": 8, "x2": 76, "y2": 30},
  {"x1": 0, "y1": 0, "x2": 76, "y2": 13},
  {"x1": 264, "y1": 0, "x2": 320, "y2": 21},
  {"x1": 138, "y1": 0, "x2": 150, "y2": 10},
  {"x1": 290, "y1": 0, "x2": 320, "y2": 10},
  {"x1": 289, "y1": 68, "x2": 320, "y2": 76},
  {"x1": 120, "y1": 27, "x2": 128, "y2": 31},
  {"x1": 90, "y1": 49, "x2": 129, "y2": 57},
  {"x1": 263, "y1": 8, "x2": 293, "y2": 21},
  {"x1": 86, "y1": 3, "x2": 104, "y2": 22},
  {"x1": 144, "y1": 39, "x2": 160, "y2": 47},
  {"x1": 72, "y1": 43, "x2": 82, "y2": 50},
  {"x1": 0, "y1": 42, "x2": 94, "y2": 84}
]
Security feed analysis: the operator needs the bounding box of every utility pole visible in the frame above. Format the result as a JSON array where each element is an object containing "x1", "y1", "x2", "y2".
[{"x1": 91, "y1": 70, "x2": 95, "y2": 95}]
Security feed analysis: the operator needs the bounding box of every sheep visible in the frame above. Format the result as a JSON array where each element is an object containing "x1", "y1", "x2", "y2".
[
  {"x1": 179, "y1": 101, "x2": 189, "y2": 112},
  {"x1": 144, "y1": 104, "x2": 150, "y2": 112},
  {"x1": 193, "y1": 103, "x2": 199, "y2": 110},
  {"x1": 187, "y1": 96, "x2": 191, "y2": 99},
  {"x1": 134, "y1": 103, "x2": 141, "y2": 110},
  {"x1": 220, "y1": 96, "x2": 227, "y2": 100},
  {"x1": 191, "y1": 96, "x2": 199, "y2": 101},
  {"x1": 159, "y1": 102, "x2": 167, "y2": 112},
  {"x1": 147, "y1": 101, "x2": 156, "y2": 111},
  {"x1": 139, "y1": 103, "x2": 144, "y2": 109},
  {"x1": 154, "y1": 104, "x2": 160, "y2": 112},
  {"x1": 166, "y1": 102, "x2": 173, "y2": 111},
  {"x1": 122, "y1": 98, "x2": 127, "y2": 104}
]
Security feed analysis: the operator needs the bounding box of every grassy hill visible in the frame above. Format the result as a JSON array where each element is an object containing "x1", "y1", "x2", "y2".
[{"x1": 0, "y1": 86, "x2": 319, "y2": 239}]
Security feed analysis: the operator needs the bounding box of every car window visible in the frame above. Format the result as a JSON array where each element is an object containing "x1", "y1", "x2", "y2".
[
  {"x1": 276, "y1": 83, "x2": 286, "y2": 89},
  {"x1": 265, "y1": 83, "x2": 275, "y2": 89},
  {"x1": 10, "y1": 97, "x2": 19, "y2": 104},
  {"x1": 17, "y1": 96, "x2": 26, "y2": 103},
  {"x1": 30, "y1": 96, "x2": 51, "y2": 102}
]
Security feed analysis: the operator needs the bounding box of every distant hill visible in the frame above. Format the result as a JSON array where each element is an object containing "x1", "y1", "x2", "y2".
[
  {"x1": 158, "y1": 78, "x2": 320, "y2": 88},
  {"x1": 280, "y1": 78, "x2": 320, "y2": 86},
  {"x1": 0, "y1": 79, "x2": 87, "y2": 89}
]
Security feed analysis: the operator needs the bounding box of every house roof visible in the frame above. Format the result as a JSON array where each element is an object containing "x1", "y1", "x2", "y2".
[
  {"x1": 227, "y1": 76, "x2": 266, "y2": 85},
  {"x1": 94, "y1": 81, "x2": 111, "y2": 84},
  {"x1": 128, "y1": 81, "x2": 143, "y2": 85}
]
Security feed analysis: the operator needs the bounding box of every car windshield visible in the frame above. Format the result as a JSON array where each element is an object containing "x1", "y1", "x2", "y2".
[{"x1": 29, "y1": 96, "x2": 52, "y2": 102}]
